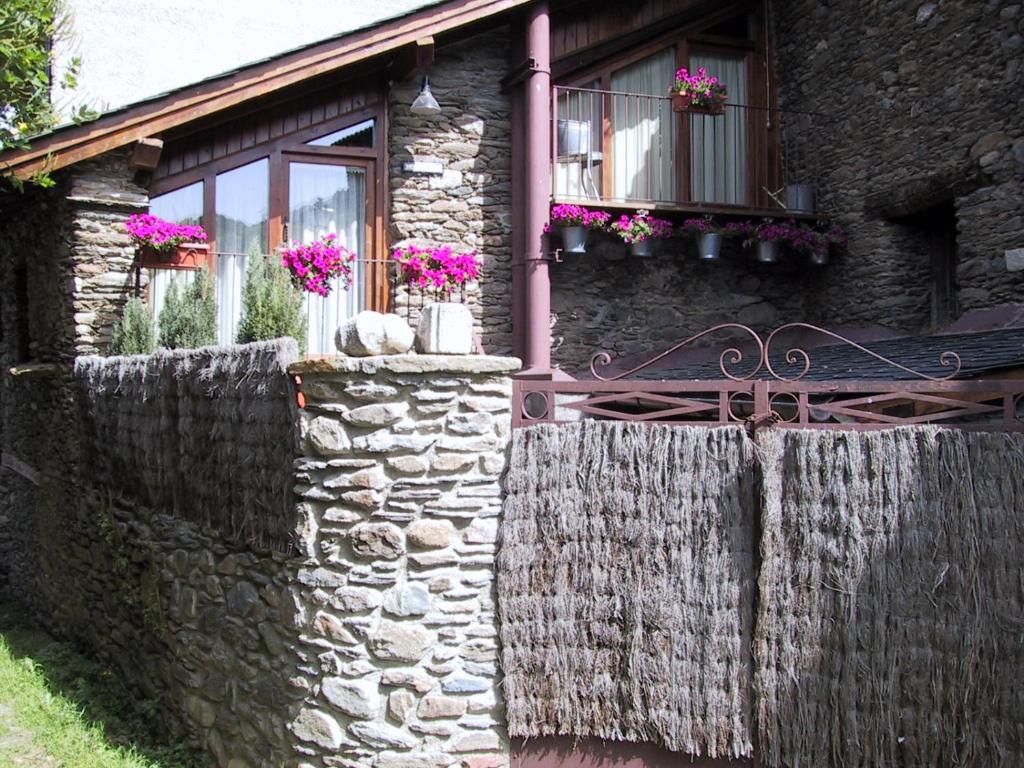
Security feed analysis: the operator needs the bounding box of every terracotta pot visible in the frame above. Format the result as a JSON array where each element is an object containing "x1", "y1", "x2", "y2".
[
  {"x1": 138, "y1": 242, "x2": 209, "y2": 270},
  {"x1": 671, "y1": 93, "x2": 726, "y2": 115}
]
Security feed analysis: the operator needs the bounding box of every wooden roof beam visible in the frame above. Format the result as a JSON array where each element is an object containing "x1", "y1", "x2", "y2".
[{"x1": 393, "y1": 37, "x2": 436, "y2": 81}]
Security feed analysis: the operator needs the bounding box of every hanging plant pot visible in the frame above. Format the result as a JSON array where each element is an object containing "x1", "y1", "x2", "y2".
[
  {"x1": 671, "y1": 93, "x2": 726, "y2": 115},
  {"x1": 756, "y1": 241, "x2": 780, "y2": 264},
  {"x1": 630, "y1": 239, "x2": 654, "y2": 257},
  {"x1": 560, "y1": 226, "x2": 588, "y2": 254},
  {"x1": 697, "y1": 233, "x2": 722, "y2": 261},
  {"x1": 809, "y1": 250, "x2": 829, "y2": 266},
  {"x1": 138, "y1": 242, "x2": 209, "y2": 270}
]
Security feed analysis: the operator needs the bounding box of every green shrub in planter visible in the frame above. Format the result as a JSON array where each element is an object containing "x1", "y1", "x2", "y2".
[
  {"x1": 236, "y1": 250, "x2": 307, "y2": 352},
  {"x1": 158, "y1": 267, "x2": 217, "y2": 349},
  {"x1": 109, "y1": 297, "x2": 156, "y2": 355}
]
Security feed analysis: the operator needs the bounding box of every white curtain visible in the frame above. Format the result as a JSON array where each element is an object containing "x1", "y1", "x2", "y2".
[
  {"x1": 216, "y1": 253, "x2": 248, "y2": 345},
  {"x1": 147, "y1": 268, "x2": 195, "y2": 329},
  {"x1": 611, "y1": 47, "x2": 676, "y2": 202},
  {"x1": 289, "y1": 163, "x2": 366, "y2": 355},
  {"x1": 215, "y1": 159, "x2": 268, "y2": 345},
  {"x1": 690, "y1": 53, "x2": 748, "y2": 205},
  {"x1": 555, "y1": 81, "x2": 603, "y2": 199}
]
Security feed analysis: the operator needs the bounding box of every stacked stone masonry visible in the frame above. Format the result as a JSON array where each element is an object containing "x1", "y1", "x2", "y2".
[
  {"x1": 389, "y1": 29, "x2": 514, "y2": 357},
  {"x1": 289, "y1": 354, "x2": 518, "y2": 768}
]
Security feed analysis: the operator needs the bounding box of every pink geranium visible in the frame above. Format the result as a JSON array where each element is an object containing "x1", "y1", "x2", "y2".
[
  {"x1": 126, "y1": 213, "x2": 208, "y2": 251},
  {"x1": 280, "y1": 234, "x2": 357, "y2": 297},
  {"x1": 610, "y1": 209, "x2": 673, "y2": 244},
  {"x1": 548, "y1": 204, "x2": 612, "y2": 230},
  {"x1": 672, "y1": 66, "x2": 728, "y2": 109},
  {"x1": 393, "y1": 244, "x2": 481, "y2": 300}
]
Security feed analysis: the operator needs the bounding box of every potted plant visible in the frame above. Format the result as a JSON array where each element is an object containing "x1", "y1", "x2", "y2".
[
  {"x1": 750, "y1": 220, "x2": 791, "y2": 263},
  {"x1": 610, "y1": 210, "x2": 673, "y2": 257},
  {"x1": 548, "y1": 204, "x2": 611, "y2": 254},
  {"x1": 789, "y1": 222, "x2": 848, "y2": 266},
  {"x1": 671, "y1": 66, "x2": 727, "y2": 116},
  {"x1": 280, "y1": 233, "x2": 357, "y2": 296},
  {"x1": 683, "y1": 216, "x2": 725, "y2": 260},
  {"x1": 393, "y1": 244, "x2": 481, "y2": 353},
  {"x1": 125, "y1": 213, "x2": 209, "y2": 269}
]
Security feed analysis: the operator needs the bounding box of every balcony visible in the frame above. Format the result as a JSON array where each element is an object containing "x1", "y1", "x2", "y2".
[{"x1": 552, "y1": 85, "x2": 825, "y2": 218}]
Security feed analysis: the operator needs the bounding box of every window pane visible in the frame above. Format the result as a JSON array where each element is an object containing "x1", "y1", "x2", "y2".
[
  {"x1": 289, "y1": 162, "x2": 367, "y2": 354},
  {"x1": 307, "y1": 119, "x2": 375, "y2": 148},
  {"x1": 555, "y1": 80, "x2": 603, "y2": 200},
  {"x1": 147, "y1": 268, "x2": 195, "y2": 328},
  {"x1": 216, "y1": 158, "x2": 268, "y2": 254},
  {"x1": 611, "y1": 47, "x2": 677, "y2": 202},
  {"x1": 690, "y1": 53, "x2": 748, "y2": 205},
  {"x1": 150, "y1": 181, "x2": 204, "y2": 226}
]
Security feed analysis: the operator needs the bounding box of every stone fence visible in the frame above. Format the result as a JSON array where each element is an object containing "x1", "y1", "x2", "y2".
[{"x1": 7, "y1": 341, "x2": 519, "y2": 768}]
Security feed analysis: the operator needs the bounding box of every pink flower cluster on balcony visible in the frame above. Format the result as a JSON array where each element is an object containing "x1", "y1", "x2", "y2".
[
  {"x1": 728, "y1": 219, "x2": 848, "y2": 258},
  {"x1": 548, "y1": 204, "x2": 612, "y2": 230},
  {"x1": 280, "y1": 233, "x2": 356, "y2": 297},
  {"x1": 672, "y1": 66, "x2": 728, "y2": 108},
  {"x1": 610, "y1": 209, "x2": 673, "y2": 244},
  {"x1": 393, "y1": 244, "x2": 481, "y2": 300},
  {"x1": 125, "y1": 213, "x2": 208, "y2": 251}
]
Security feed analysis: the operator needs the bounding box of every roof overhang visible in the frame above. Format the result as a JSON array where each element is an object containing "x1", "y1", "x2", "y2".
[{"x1": 0, "y1": 0, "x2": 529, "y2": 180}]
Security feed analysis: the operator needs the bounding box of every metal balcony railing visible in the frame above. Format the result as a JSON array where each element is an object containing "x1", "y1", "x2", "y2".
[{"x1": 552, "y1": 85, "x2": 825, "y2": 214}]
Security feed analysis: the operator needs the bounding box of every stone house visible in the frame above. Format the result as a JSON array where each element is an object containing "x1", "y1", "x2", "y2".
[{"x1": 1, "y1": 1, "x2": 1023, "y2": 767}]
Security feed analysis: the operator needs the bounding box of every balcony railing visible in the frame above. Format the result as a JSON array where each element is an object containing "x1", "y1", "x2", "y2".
[{"x1": 552, "y1": 85, "x2": 825, "y2": 215}]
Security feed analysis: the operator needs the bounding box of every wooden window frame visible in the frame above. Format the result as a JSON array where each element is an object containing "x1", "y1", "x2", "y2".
[
  {"x1": 554, "y1": 7, "x2": 778, "y2": 210},
  {"x1": 149, "y1": 102, "x2": 389, "y2": 311}
]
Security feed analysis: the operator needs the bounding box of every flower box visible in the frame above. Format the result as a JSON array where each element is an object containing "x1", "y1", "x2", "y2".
[
  {"x1": 138, "y1": 242, "x2": 210, "y2": 270},
  {"x1": 671, "y1": 93, "x2": 726, "y2": 115}
]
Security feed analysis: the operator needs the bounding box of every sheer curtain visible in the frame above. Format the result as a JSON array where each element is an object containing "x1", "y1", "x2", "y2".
[
  {"x1": 215, "y1": 159, "x2": 269, "y2": 345},
  {"x1": 555, "y1": 81, "x2": 603, "y2": 199},
  {"x1": 690, "y1": 53, "x2": 749, "y2": 205},
  {"x1": 289, "y1": 162, "x2": 366, "y2": 354},
  {"x1": 611, "y1": 47, "x2": 676, "y2": 202}
]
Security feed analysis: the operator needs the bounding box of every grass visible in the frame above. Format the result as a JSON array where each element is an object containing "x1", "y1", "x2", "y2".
[{"x1": 0, "y1": 597, "x2": 197, "y2": 768}]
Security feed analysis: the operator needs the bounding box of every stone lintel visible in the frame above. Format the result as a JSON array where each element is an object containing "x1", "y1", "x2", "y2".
[{"x1": 290, "y1": 354, "x2": 522, "y2": 376}]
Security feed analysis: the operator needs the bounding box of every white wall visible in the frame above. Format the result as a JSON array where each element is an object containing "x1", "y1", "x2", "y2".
[{"x1": 53, "y1": 0, "x2": 436, "y2": 119}]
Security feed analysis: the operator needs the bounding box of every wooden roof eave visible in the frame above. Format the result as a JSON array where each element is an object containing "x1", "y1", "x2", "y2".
[{"x1": 0, "y1": 0, "x2": 529, "y2": 180}]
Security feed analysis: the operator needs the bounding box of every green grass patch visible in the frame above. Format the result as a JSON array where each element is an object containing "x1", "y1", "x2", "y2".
[{"x1": 0, "y1": 598, "x2": 196, "y2": 768}]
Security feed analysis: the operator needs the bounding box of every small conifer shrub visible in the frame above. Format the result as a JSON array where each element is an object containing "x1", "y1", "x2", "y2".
[
  {"x1": 109, "y1": 297, "x2": 156, "y2": 355},
  {"x1": 158, "y1": 267, "x2": 217, "y2": 349},
  {"x1": 236, "y1": 250, "x2": 307, "y2": 352}
]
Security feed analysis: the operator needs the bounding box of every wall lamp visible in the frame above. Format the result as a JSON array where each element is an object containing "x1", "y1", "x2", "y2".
[{"x1": 410, "y1": 76, "x2": 442, "y2": 116}]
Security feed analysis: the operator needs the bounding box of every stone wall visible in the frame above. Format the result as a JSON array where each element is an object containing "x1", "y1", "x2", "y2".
[
  {"x1": 550, "y1": 237, "x2": 813, "y2": 374},
  {"x1": 774, "y1": 0, "x2": 1024, "y2": 330},
  {"x1": 389, "y1": 28, "x2": 514, "y2": 356},
  {"x1": 288, "y1": 353, "x2": 517, "y2": 768}
]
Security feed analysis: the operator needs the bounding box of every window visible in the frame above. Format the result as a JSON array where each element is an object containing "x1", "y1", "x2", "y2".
[
  {"x1": 147, "y1": 181, "x2": 205, "y2": 328},
  {"x1": 553, "y1": 10, "x2": 770, "y2": 209},
  {"x1": 146, "y1": 108, "x2": 385, "y2": 354}
]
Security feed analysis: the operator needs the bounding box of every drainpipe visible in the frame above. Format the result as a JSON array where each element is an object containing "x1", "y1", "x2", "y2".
[{"x1": 519, "y1": 0, "x2": 551, "y2": 378}]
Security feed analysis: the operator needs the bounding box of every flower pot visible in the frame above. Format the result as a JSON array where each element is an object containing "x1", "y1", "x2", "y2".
[
  {"x1": 697, "y1": 232, "x2": 722, "y2": 261},
  {"x1": 630, "y1": 238, "x2": 654, "y2": 257},
  {"x1": 785, "y1": 184, "x2": 816, "y2": 213},
  {"x1": 810, "y1": 250, "x2": 829, "y2": 266},
  {"x1": 138, "y1": 242, "x2": 209, "y2": 270},
  {"x1": 756, "y1": 241, "x2": 779, "y2": 264},
  {"x1": 671, "y1": 93, "x2": 726, "y2": 115},
  {"x1": 560, "y1": 225, "x2": 588, "y2": 254}
]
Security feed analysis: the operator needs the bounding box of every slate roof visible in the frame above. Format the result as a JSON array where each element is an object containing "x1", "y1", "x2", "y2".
[{"x1": 635, "y1": 327, "x2": 1024, "y2": 381}]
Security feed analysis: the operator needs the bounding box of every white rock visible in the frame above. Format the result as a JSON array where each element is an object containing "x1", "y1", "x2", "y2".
[
  {"x1": 337, "y1": 311, "x2": 414, "y2": 356},
  {"x1": 415, "y1": 303, "x2": 474, "y2": 355},
  {"x1": 349, "y1": 721, "x2": 419, "y2": 750},
  {"x1": 383, "y1": 583, "x2": 432, "y2": 617},
  {"x1": 322, "y1": 677, "x2": 381, "y2": 719},
  {"x1": 291, "y1": 708, "x2": 344, "y2": 748}
]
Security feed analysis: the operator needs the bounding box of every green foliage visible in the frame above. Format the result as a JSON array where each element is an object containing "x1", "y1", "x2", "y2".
[
  {"x1": 0, "y1": 598, "x2": 196, "y2": 767},
  {"x1": 236, "y1": 248, "x2": 307, "y2": 352},
  {"x1": 0, "y1": 0, "x2": 96, "y2": 188},
  {"x1": 158, "y1": 268, "x2": 217, "y2": 349},
  {"x1": 109, "y1": 298, "x2": 156, "y2": 356}
]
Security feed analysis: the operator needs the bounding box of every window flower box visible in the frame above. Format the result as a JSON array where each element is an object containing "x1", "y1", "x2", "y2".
[
  {"x1": 671, "y1": 66, "x2": 727, "y2": 116},
  {"x1": 138, "y1": 242, "x2": 210, "y2": 270},
  {"x1": 671, "y1": 93, "x2": 726, "y2": 116}
]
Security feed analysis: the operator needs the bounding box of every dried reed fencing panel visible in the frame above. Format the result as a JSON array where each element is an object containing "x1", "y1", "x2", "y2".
[
  {"x1": 756, "y1": 427, "x2": 1024, "y2": 768},
  {"x1": 498, "y1": 422, "x2": 757, "y2": 758},
  {"x1": 74, "y1": 340, "x2": 300, "y2": 551}
]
